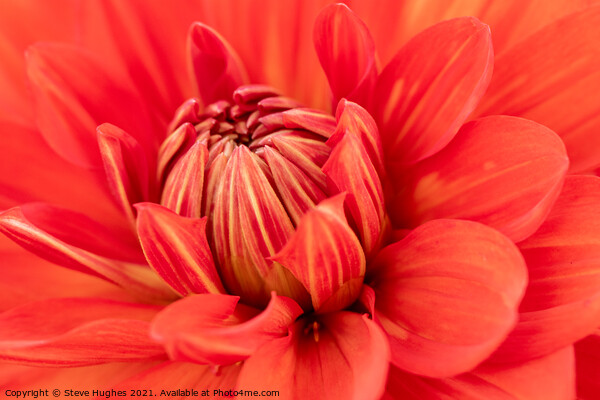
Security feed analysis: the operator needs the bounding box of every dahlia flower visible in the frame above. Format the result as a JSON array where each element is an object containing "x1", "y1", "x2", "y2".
[{"x1": 1, "y1": 1, "x2": 600, "y2": 399}]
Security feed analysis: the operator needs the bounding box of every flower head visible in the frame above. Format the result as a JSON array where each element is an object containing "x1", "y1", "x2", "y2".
[{"x1": 1, "y1": 1, "x2": 600, "y2": 399}]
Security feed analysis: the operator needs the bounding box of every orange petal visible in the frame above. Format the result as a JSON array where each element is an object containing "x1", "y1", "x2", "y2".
[
  {"x1": 313, "y1": 3, "x2": 376, "y2": 106},
  {"x1": 475, "y1": 6, "x2": 600, "y2": 174},
  {"x1": 97, "y1": 123, "x2": 153, "y2": 223},
  {"x1": 156, "y1": 122, "x2": 197, "y2": 185},
  {"x1": 372, "y1": 17, "x2": 493, "y2": 165},
  {"x1": 371, "y1": 219, "x2": 527, "y2": 378},
  {"x1": 272, "y1": 194, "x2": 366, "y2": 312},
  {"x1": 26, "y1": 43, "x2": 158, "y2": 168},
  {"x1": 489, "y1": 176, "x2": 600, "y2": 363},
  {"x1": 135, "y1": 203, "x2": 224, "y2": 296},
  {"x1": 151, "y1": 293, "x2": 302, "y2": 364},
  {"x1": 160, "y1": 140, "x2": 208, "y2": 218},
  {"x1": 0, "y1": 203, "x2": 173, "y2": 300},
  {"x1": 187, "y1": 22, "x2": 248, "y2": 105},
  {"x1": 391, "y1": 116, "x2": 568, "y2": 242},
  {"x1": 237, "y1": 312, "x2": 390, "y2": 400},
  {"x1": 0, "y1": 298, "x2": 164, "y2": 366}
]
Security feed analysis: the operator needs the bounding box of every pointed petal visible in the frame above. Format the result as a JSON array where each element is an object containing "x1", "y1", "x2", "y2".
[
  {"x1": 323, "y1": 130, "x2": 387, "y2": 258},
  {"x1": 371, "y1": 219, "x2": 527, "y2": 378},
  {"x1": 0, "y1": 298, "x2": 164, "y2": 366},
  {"x1": 372, "y1": 17, "x2": 493, "y2": 164},
  {"x1": 490, "y1": 176, "x2": 600, "y2": 363},
  {"x1": 575, "y1": 329, "x2": 600, "y2": 400},
  {"x1": 97, "y1": 123, "x2": 152, "y2": 223},
  {"x1": 475, "y1": 6, "x2": 600, "y2": 173},
  {"x1": 237, "y1": 312, "x2": 390, "y2": 400},
  {"x1": 0, "y1": 203, "x2": 173, "y2": 300},
  {"x1": 160, "y1": 140, "x2": 208, "y2": 218},
  {"x1": 330, "y1": 99, "x2": 386, "y2": 178},
  {"x1": 135, "y1": 203, "x2": 224, "y2": 296},
  {"x1": 392, "y1": 116, "x2": 568, "y2": 242},
  {"x1": 384, "y1": 346, "x2": 575, "y2": 400},
  {"x1": 157, "y1": 122, "x2": 197, "y2": 185},
  {"x1": 272, "y1": 194, "x2": 366, "y2": 312},
  {"x1": 26, "y1": 43, "x2": 158, "y2": 168},
  {"x1": 314, "y1": 3, "x2": 376, "y2": 106},
  {"x1": 188, "y1": 22, "x2": 248, "y2": 105},
  {"x1": 151, "y1": 293, "x2": 302, "y2": 364}
]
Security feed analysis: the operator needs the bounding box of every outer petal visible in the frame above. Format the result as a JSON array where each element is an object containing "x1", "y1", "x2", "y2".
[
  {"x1": 314, "y1": 3, "x2": 376, "y2": 106},
  {"x1": 151, "y1": 293, "x2": 302, "y2": 365},
  {"x1": 0, "y1": 120, "x2": 122, "y2": 224},
  {"x1": 135, "y1": 203, "x2": 224, "y2": 296},
  {"x1": 0, "y1": 203, "x2": 173, "y2": 300},
  {"x1": 188, "y1": 22, "x2": 248, "y2": 105},
  {"x1": 26, "y1": 43, "x2": 158, "y2": 168},
  {"x1": 372, "y1": 17, "x2": 493, "y2": 165},
  {"x1": 237, "y1": 312, "x2": 390, "y2": 400},
  {"x1": 391, "y1": 116, "x2": 568, "y2": 242},
  {"x1": 97, "y1": 123, "x2": 153, "y2": 223},
  {"x1": 272, "y1": 194, "x2": 366, "y2": 312},
  {"x1": 474, "y1": 6, "x2": 600, "y2": 173},
  {"x1": 575, "y1": 329, "x2": 600, "y2": 400},
  {"x1": 490, "y1": 176, "x2": 600, "y2": 363},
  {"x1": 0, "y1": 236, "x2": 137, "y2": 311},
  {"x1": 0, "y1": 298, "x2": 164, "y2": 366},
  {"x1": 370, "y1": 219, "x2": 527, "y2": 378},
  {"x1": 111, "y1": 361, "x2": 241, "y2": 399},
  {"x1": 384, "y1": 346, "x2": 575, "y2": 400}
]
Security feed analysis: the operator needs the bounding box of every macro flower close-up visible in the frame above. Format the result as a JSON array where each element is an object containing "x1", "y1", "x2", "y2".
[{"x1": 1, "y1": 1, "x2": 600, "y2": 399}]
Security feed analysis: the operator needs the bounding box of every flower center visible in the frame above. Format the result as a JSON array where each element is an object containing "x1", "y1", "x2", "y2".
[{"x1": 157, "y1": 84, "x2": 338, "y2": 309}]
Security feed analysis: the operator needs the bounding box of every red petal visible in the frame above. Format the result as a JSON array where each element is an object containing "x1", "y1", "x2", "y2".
[
  {"x1": 0, "y1": 236, "x2": 137, "y2": 311},
  {"x1": 160, "y1": 140, "x2": 208, "y2": 218},
  {"x1": 384, "y1": 345, "x2": 575, "y2": 400},
  {"x1": 474, "y1": 6, "x2": 600, "y2": 173},
  {"x1": 392, "y1": 116, "x2": 568, "y2": 242},
  {"x1": 575, "y1": 329, "x2": 600, "y2": 400},
  {"x1": 188, "y1": 22, "x2": 248, "y2": 105},
  {"x1": 26, "y1": 43, "x2": 158, "y2": 168},
  {"x1": 157, "y1": 123, "x2": 197, "y2": 186},
  {"x1": 111, "y1": 361, "x2": 241, "y2": 398},
  {"x1": 0, "y1": 203, "x2": 173, "y2": 300},
  {"x1": 272, "y1": 194, "x2": 366, "y2": 312},
  {"x1": 330, "y1": 99, "x2": 386, "y2": 178},
  {"x1": 313, "y1": 3, "x2": 376, "y2": 106},
  {"x1": 135, "y1": 203, "x2": 224, "y2": 296},
  {"x1": 323, "y1": 130, "x2": 387, "y2": 258},
  {"x1": 237, "y1": 312, "x2": 390, "y2": 400},
  {"x1": 372, "y1": 17, "x2": 493, "y2": 165},
  {"x1": 97, "y1": 123, "x2": 153, "y2": 223},
  {"x1": 371, "y1": 219, "x2": 527, "y2": 378},
  {"x1": 151, "y1": 293, "x2": 302, "y2": 364},
  {"x1": 0, "y1": 298, "x2": 164, "y2": 366},
  {"x1": 490, "y1": 176, "x2": 600, "y2": 363}
]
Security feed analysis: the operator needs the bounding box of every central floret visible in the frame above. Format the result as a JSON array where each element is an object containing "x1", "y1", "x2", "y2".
[{"x1": 157, "y1": 85, "x2": 340, "y2": 308}]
